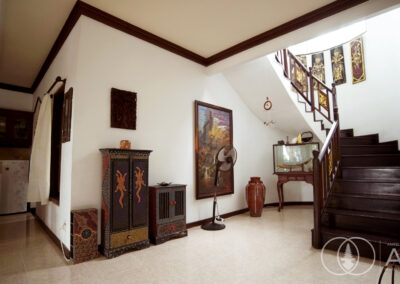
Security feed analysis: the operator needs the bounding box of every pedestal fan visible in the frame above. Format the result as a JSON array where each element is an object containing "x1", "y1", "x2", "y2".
[{"x1": 201, "y1": 145, "x2": 237, "y2": 231}]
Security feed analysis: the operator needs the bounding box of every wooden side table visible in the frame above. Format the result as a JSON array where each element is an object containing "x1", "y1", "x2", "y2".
[{"x1": 275, "y1": 172, "x2": 313, "y2": 211}]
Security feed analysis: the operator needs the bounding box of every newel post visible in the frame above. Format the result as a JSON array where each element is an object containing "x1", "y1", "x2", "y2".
[
  {"x1": 309, "y1": 67, "x2": 314, "y2": 111},
  {"x1": 312, "y1": 150, "x2": 322, "y2": 249}
]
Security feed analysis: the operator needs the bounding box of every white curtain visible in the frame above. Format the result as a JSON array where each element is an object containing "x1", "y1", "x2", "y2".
[{"x1": 27, "y1": 94, "x2": 53, "y2": 205}]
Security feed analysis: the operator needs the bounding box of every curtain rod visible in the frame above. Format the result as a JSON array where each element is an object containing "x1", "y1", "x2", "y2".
[{"x1": 33, "y1": 76, "x2": 66, "y2": 114}]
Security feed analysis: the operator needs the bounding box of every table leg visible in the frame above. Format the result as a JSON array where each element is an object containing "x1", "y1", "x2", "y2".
[{"x1": 277, "y1": 181, "x2": 284, "y2": 212}]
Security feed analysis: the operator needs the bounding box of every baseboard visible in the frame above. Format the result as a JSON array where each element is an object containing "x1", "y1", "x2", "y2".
[
  {"x1": 33, "y1": 212, "x2": 71, "y2": 259},
  {"x1": 186, "y1": 201, "x2": 313, "y2": 229},
  {"x1": 264, "y1": 201, "x2": 313, "y2": 207}
]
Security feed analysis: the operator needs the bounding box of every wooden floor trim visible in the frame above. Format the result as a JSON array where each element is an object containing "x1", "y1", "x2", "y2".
[{"x1": 186, "y1": 201, "x2": 313, "y2": 229}]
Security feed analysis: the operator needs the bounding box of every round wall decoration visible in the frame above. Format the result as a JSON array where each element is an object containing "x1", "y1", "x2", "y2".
[{"x1": 264, "y1": 97, "x2": 272, "y2": 110}]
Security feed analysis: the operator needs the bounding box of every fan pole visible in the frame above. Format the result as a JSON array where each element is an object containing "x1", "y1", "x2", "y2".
[{"x1": 201, "y1": 194, "x2": 225, "y2": 231}]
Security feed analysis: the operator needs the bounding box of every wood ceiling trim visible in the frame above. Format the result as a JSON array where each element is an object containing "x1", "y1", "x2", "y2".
[{"x1": 0, "y1": 0, "x2": 368, "y2": 94}]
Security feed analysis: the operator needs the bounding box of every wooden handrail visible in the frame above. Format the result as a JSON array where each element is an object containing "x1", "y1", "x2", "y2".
[{"x1": 274, "y1": 48, "x2": 341, "y2": 249}]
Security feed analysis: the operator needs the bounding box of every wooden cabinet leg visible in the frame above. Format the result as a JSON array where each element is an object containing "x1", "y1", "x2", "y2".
[{"x1": 277, "y1": 181, "x2": 284, "y2": 212}]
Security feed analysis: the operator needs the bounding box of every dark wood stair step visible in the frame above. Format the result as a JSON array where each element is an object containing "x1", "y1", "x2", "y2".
[
  {"x1": 342, "y1": 166, "x2": 400, "y2": 180},
  {"x1": 341, "y1": 154, "x2": 400, "y2": 167},
  {"x1": 318, "y1": 227, "x2": 400, "y2": 261},
  {"x1": 341, "y1": 144, "x2": 398, "y2": 155},
  {"x1": 325, "y1": 208, "x2": 400, "y2": 222},
  {"x1": 340, "y1": 129, "x2": 354, "y2": 138},
  {"x1": 341, "y1": 134, "x2": 379, "y2": 145},
  {"x1": 331, "y1": 192, "x2": 400, "y2": 201},
  {"x1": 329, "y1": 192, "x2": 400, "y2": 214},
  {"x1": 334, "y1": 179, "x2": 400, "y2": 195}
]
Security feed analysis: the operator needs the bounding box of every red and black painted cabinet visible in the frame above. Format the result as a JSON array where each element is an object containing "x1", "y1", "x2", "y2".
[
  {"x1": 100, "y1": 148, "x2": 151, "y2": 258},
  {"x1": 149, "y1": 184, "x2": 187, "y2": 244}
]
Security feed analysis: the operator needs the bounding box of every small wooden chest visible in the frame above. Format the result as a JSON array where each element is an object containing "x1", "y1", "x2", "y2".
[{"x1": 149, "y1": 184, "x2": 187, "y2": 244}]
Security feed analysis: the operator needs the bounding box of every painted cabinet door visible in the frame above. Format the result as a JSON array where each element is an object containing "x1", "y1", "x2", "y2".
[
  {"x1": 131, "y1": 158, "x2": 148, "y2": 228},
  {"x1": 111, "y1": 157, "x2": 131, "y2": 232}
]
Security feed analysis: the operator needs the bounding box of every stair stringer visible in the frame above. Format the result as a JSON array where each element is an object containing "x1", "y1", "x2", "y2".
[{"x1": 267, "y1": 54, "x2": 327, "y2": 142}]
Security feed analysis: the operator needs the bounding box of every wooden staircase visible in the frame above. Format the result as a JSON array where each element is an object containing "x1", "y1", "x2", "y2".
[
  {"x1": 274, "y1": 48, "x2": 400, "y2": 261},
  {"x1": 316, "y1": 129, "x2": 400, "y2": 261}
]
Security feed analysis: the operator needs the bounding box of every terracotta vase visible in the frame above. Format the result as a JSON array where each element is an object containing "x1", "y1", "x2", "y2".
[{"x1": 246, "y1": 177, "x2": 266, "y2": 217}]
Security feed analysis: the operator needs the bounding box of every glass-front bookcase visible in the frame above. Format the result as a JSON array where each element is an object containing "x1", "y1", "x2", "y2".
[{"x1": 273, "y1": 143, "x2": 319, "y2": 173}]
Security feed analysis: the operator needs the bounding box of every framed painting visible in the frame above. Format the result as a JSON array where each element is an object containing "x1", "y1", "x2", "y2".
[
  {"x1": 330, "y1": 46, "x2": 346, "y2": 85},
  {"x1": 195, "y1": 101, "x2": 234, "y2": 199},
  {"x1": 350, "y1": 37, "x2": 366, "y2": 84},
  {"x1": 111, "y1": 88, "x2": 137, "y2": 130},
  {"x1": 311, "y1": 53, "x2": 326, "y2": 86}
]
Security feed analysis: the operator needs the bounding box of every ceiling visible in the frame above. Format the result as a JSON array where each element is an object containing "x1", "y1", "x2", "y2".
[{"x1": 0, "y1": 0, "x2": 336, "y2": 88}]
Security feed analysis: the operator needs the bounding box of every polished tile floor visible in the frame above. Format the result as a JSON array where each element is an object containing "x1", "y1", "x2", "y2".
[{"x1": 0, "y1": 206, "x2": 397, "y2": 283}]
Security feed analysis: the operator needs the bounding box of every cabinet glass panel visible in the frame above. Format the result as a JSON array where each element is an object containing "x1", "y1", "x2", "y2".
[{"x1": 273, "y1": 143, "x2": 319, "y2": 173}]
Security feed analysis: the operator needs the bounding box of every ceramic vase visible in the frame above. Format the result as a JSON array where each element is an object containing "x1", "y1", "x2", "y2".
[{"x1": 246, "y1": 177, "x2": 266, "y2": 217}]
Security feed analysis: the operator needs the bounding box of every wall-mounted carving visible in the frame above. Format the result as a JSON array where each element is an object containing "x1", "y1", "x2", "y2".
[
  {"x1": 330, "y1": 46, "x2": 346, "y2": 85},
  {"x1": 111, "y1": 88, "x2": 137, "y2": 130},
  {"x1": 350, "y1": 37, "x2": 366, "y2": 84},
  {"x1": 311, "y1": 53, "x2": 325, "y2": 86}
]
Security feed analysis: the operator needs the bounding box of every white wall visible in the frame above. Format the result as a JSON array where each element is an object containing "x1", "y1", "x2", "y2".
[
  {"x1": 0, "y1": 89, "x2": 32, "y2": 111},
  {"x1": 32, "y1": 19, "x2": 82, "y2": 249},
  {"x1": 288, "y1": 8, "x2": 400, "y2": 143},
  {"x1": 68, "y1": 15, "x2": 313, "y2": 236}
]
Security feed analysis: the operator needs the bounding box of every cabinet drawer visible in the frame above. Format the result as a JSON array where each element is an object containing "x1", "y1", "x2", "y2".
[
  {"x1": 110, "y1": 227, "x2": 148, "y2": 248},
  {"x1": 157, "y1": 220, "x2": 186, "y2": 237}
]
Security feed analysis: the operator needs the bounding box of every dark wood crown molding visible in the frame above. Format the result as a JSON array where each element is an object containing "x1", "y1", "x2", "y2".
[
  {"x1": 0, "y1": 0, "x2": 368, "y2": 94},
  {"x1": 0, "y1": 82, "x2": 32, "y2": 94}
]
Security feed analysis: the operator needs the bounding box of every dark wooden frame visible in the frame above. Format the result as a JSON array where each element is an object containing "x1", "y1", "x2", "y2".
[
  {"x1": 0, "y1": 0, "x2": 368, "y2": 94},
  {"x1": 49, "y1": 84, "x2": 66, "y2": 204},
  {"x1": 61, "y1": 87, "x2": 73, "y2": 143},
  {"x1": 110, "y1": 88, "x2": 137, "y2": 130},
  {"x1": 0, "y1": 108, "x2": 33, "y2": 148},
  {"x1": 194, "y1": 100, "x2": 234, "y2": 199}
]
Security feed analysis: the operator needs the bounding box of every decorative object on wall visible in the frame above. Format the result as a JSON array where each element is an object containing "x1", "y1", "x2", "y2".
[
  {"x1": 264, "y1": 97, "x2": 272, "y2": 110},
  {"x1": 246, "y1": 177, "x2": 266, "y2": 217},
  {"x1": 70, "y1": 208, "x2": 99, "y2": 263},
  {"x1": 290, "y1": 57, "x2": 308, "y2": 93},
  {"x1": 149, "y1": 184, "x2": 187, "y2": 244},
  {"x1": 111, "y1": 88, "x2": 137, "y2": 130},
  {"x1": 264, "y1": 120, "x2": 276, "y2": 127},
  {"x1": 350, "y1": 37, "x2": 366, "y2": 84},
  {"x1": 318, "y1": 91, "x2": 329, "y2": 110},
  {"x1": 119, "y1": 140, "x2": 131, "y2": 149},
  {"x1": 99, "y1": 148, "x2": 152, "y2": 258},
  {"x1": 0, "y1": 109, "x2": 33, "y2": 148},
  {"x1": 194, "y1": 101, "x2": 234, "y2": 199},
  {"x1": 61, "y1": 88, "x2": 73, "y2": 143},
  {"x1": 330, "y1": 46, "x2": 346, "y2": 85},
  {"x1": 311, "y1": 53, "x2": 326, "y2": 86},
  {"x1": 297, "y1": 55, "x2": 307, "y2": 67}
]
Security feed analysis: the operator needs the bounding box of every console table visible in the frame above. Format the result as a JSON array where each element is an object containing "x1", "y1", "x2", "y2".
[
  {"x1": 276, "y1": 172, "x2": 313, "y2": 211},
  {"x1": 273, "y1": 142, "x2": 319, "y2": 211}
]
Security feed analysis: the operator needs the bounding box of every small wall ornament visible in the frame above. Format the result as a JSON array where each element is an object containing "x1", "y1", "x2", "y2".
[{"x1": 264, "y1": 97, "x2": 272, "y2": 110}]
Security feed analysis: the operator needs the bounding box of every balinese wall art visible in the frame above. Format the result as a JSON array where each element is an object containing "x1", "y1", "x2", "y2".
[
  {"x1": 330, "y1": 46, "x2": 346, "y2": 85},
  {"x1": 350, "y1": 37, "x2": 366, "y2": 84},
  {"x1": 111, "y1": 88, "x2": 137, "y2": 130},
  {"x1": 311, "y1": 53, "x2": 325, "y2": 86},
  {"x1": 290, "y1": 55, "x2": 308, "y2": 93},
  {"x1": 195, "y1": 101, "x2": 234, "y2": 199}
]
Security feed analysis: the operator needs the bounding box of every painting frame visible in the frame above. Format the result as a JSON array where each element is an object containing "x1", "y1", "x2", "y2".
[
  {"x1": 194, "y1": 100, "x2": 234, "y2": 200},
  {"x1": 350, "y1": 37, "x2": 366, "y2": 84}
]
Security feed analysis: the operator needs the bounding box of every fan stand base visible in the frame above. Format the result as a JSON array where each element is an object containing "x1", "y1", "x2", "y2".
[{"x1": 201, "y1": 222, "x2": 225, "y2": 231}]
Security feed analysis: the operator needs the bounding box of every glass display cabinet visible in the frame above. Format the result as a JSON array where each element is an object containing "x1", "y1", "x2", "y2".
[{"x1": 273, "y1": 142, "x2": 319, "y2": 211}]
